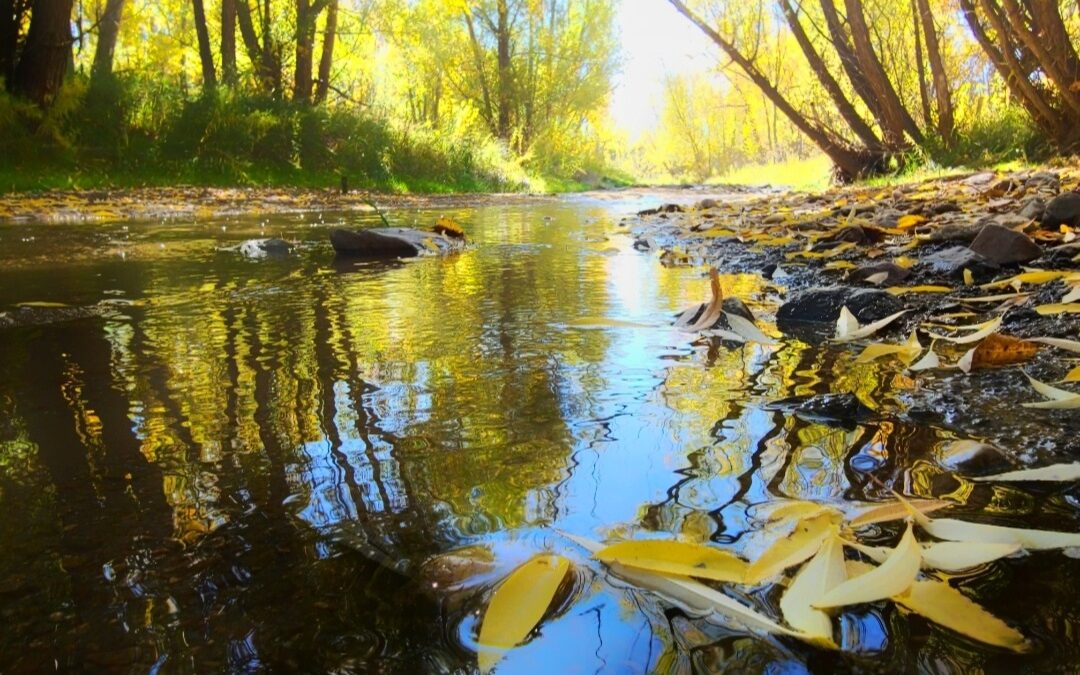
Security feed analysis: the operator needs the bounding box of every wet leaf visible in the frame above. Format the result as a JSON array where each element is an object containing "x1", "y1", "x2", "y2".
[
  {"x1": 685, "y1": 268, "x2": 724, "y2": 332},
  {"x1": 956, "y1": 346, "x2": 976, "y2": 373},
  {"x1": 886, "y1": 285, "x2": 952, "y2": 296},
  {"x1": 855, "y1": 330, "x2": 922, "y2": 364},
  {"x1": 848, "y1": 499, "x2": 953, "y2": 527},
  {"x1": 845, "y1": 539, "x2": 1019, "y2": 572},
  {"x1": 908, "y1": 347, "x2": 941, "y2": 371},
  {"x1": 745, "y1": 513, "x2": 838, "y2": 584},
  {"x1": 1030, "y1": 337, "x2": 1080, "y2": 354},
  {"x1": 925, "y1": 316, "x2": 1002, "y2": 344},
  {"x1": 920, "y1": 517, "x2": 1080, "y2": 549},
  {"x1": 478, "y1": 554, "x2": 570, "y2": 671},
  {"x1": 1062, "y1": 285, "x2": 1080, "y2": 303},
  {"x1": 864, "y1": 271, "x2": 889, "y2": 285},
  {"x1": 969, "y1": 463, "x2": 1080, "y2": 482},
  {"x1": 897, "y1": 215, "x2": 926, "y2": 230},
  {"x1": 896, "y1": 578, "x2": 1030, "y2": 652},
  {"x1": 963, "y1": 268, "x2": 974, "y2": 286},
  {"x1": 1064, "y1": 365, "x2": 1080, "y2": 382},
  {"x1": 833, "y1": 308, "x2": 909, "y2": 343},
  {"x1": 1034, "y1": 303, "x2": 1080, "y2": 315},
  {"x1": 422, "y1": 545, "x2": 495, "y2": 590},
  {"x1": 970, "y1": 334, "x2": 1039, "y2": 367},
  {"x1": 759, "y1": 501, "x2": 841, "y2": 524},
  {"x1": 595, "y1": 540, "x2": 748, "y2": 582},
  {"x1": 1023, "y1": 374, "x2": 1080, "y2": 409},
  {"x1": 723, "y1": 311, "x2": 778, "y2": 345},
  {"x1": 15, "y1": 301, "x2": 69, "y2": 308},
  {"x1": 780, "y1": 537, "x2": 845, "y2": 642},
  {"x1": 814, "y1": 524, "x2": 920, "y2": 608},
  {"x1": 961, "y1": 292, "x2": 1031, "y2": 304}
]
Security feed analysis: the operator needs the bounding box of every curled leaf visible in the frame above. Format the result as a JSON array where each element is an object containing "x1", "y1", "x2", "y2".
[
  {"x1": 1023, "y1": 375, "x2": 1080, "y2": 409},
  {"x1": 925, "y1": 316, "x2": 1003, "y2": 344},
  {"x1": 970, "y1": 333, "x2": 1039, "y2": 367},
  {"x1": 845, "y1": 539, "x2": 1019, "y2": 572},
  {"x1": 896, "y1": 578, "x2": 1030, "y2": 652},
  {"x1": 854, "y1": 331, "x2": 921, "y2": 364},
  {"x1": 1030, "y1": 337, "x2": 1080, "y2": 354},
  {"x1": 814, "y1": 524, "x2": 920, "y2": 608},
  {"x1": 969, "y1": 463, "x2": 1080, "y2": 482},
  {"x1": 724, "y1": 311, "x2": 778, "y2": 345},
  {"x1": 595, "y1": 540, "x2": 748, "y2": 582},
  {"x1": 745, "y1": 513, "x2": 838, "y2": 584},
  {"x1": 780, "y1": 537, "x2": 846, "y2": 642},
  {"x1": 833, "y1": 309, "x2": 909, "y2": 343},
  {"x1": 908, "y1": 347, "x2": 941, "y2": 371},
  {"x1": 920, "y1": 517, "x2": 1080, "y2": 549}
]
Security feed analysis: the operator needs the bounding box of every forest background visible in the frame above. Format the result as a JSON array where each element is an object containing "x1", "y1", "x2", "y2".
[{"x1": 2, "y1": 0, "x2": 1078, "y2": 193}]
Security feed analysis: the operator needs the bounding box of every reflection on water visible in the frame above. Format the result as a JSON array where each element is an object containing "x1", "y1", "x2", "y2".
[{"x1": 0, "y1": 195, "x2": 1078, "y2": 672}]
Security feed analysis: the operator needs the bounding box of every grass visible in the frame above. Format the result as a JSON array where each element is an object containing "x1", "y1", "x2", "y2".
[{"x1": 714, "y1": 155, "x2": 834, "y2": 191}]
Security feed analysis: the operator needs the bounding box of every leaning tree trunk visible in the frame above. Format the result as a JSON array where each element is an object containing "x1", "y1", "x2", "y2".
[
  {"x1": 91, "y1": 0, "x2": 125, "y2": 79},
  {"x1": 313, "y1": 0, "x2": 337, "y2": 104},
  {"x1": 666, "y1": 0, "x2": 886, "y2": 181},
  {"x1": 192, "y1": 0, "x2": 217, "y2": 90},
  {"x1": 912, "y1": 0, "x2": 932, "y2": 130},
  {"x1": 917, "y1": 0, "x2": 954, "y2": 145},
  {"x1": 11, "y1": 0, "x2": 75, "y2": 105}
]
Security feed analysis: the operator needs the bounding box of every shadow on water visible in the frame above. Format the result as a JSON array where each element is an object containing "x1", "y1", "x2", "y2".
[{"x1": 0, "y1": 196, "x2": 1078, "y2": 672}]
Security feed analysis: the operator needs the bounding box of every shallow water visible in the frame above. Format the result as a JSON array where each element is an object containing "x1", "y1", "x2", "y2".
[{"x1": 0, "y1": 192, "x2": 1078, "y2": 673}]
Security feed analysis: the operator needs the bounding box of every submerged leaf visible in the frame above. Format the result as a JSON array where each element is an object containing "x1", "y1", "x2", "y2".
[
  {"x1": 814, "y1": 524, "x2": 920, "y2": 608},
  {"x1": 477, "y1": 554, "x2": 570, "y2": 671},
  {"x1": 745, "y1": 513, "x2": 838, "y2": 584},
  {"x1": 595, "y1": 540, "x2": 748, "y2": 582},
  {"x1": 969, "y1": 463, "x2": 1080, "y2": 482},
  {"x1": 895, "y1": 578, "x2": 1030, "y2": 652},
  {"x1": 780, "y1": 537, "x2": 846, "y2": 642}
]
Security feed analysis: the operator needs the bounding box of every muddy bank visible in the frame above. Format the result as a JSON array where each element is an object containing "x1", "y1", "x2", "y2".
[{"x1": 623, "y1": 166, "x2": 1080, "y2": 460}]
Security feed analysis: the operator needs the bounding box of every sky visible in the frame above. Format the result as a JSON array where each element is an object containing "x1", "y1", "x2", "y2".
[{"x1": 608, "y1": 0, "x2": 720, "y2": 140}]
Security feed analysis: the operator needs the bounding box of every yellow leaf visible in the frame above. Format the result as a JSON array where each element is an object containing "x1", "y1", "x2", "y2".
[
  {"x1": 969, "y1": 463, "x2": 1080, "y2": 482},
  {"x1": 595, "y1": 540, "x2": 748, "y2": 582},
  {"x1": 745, "y1": 513, "x2": 838, "y2": 584},
  {"x1": 895, "y1": 578, "x2": 1030, "y2": 652},
  {"x1": 908, "y1": 347, "x2": 940, "y2": 371},
  {"x1": 897, "y1": 214, "x2": 927, "y2": 229},
  {"x1": 844, "y1": 539, "x2": 1019, "y2": 572},
  {"x1": 920, "y1": 517, "x2": 1080, "y2": 549},
  {"x1": 814, "y1": 524, "x2": 920, "y2": 608},
  {"x1": 981, "y1": 269, "x2": 1078, "y2": 289},
  {"x1": 15, "y1": 301, "x2": 69, "y2": 308},
  {"x1": 434, "y1": 216, "x2": 466, "y2": 238},
  {"x1": 854, "y1": 331, "x2": 922, "y2": 364},
  {"x1": 760, "y1": 501, "x2": 840, "y2": 524},
  {"x1": 893, "y1": 255, "x2": 917, "y2": 268},
  {"x1": 963, "y1": 268, "x2": 974, "y2": 286},
  {"x1": 848, "y1": 499, "x2": 953, "y2": 527},
  {"x1": 886, "y1": 285, "x2": 953, "y2": 295},
  {"x1": 960, "y1": 292, "x2": 1030, "y2": 303},
  {"x1": 478, "y1": 554, "x2": 570, "y2": 671},
  {"x1": 824, "y1": 260, "x2": 857, "y2": 270},
  {"x1": 1064, "y1": 364, "x2": 1080, "y2": 382},
  {"x1": 925, "y1": 316, "x2": 1002, "y2": 344},
  {"x1": 780, "y1": 537, "x2": 846, "y2": 642},
  {"x1": 1023, "y1": 374, "x2": 1080, "y2": 409},
  {"x1": 1030, "y1": 337, "x2": 1080, "y2": 353},
  {"x1": 1034, "y1": 303, "x2": 1080, "y2": 315}
]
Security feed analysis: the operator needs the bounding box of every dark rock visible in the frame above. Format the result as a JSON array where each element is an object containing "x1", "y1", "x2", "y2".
[
  {"x1": 776, "y1": 287, "x2": 904, "y2": 328},
  {"x1": 1023, "y1": 171, "x2": 1060, "y2": 192},
  {"x1": 239, "y1": 238, "x2": 292, "y2": 258},
  {"x1": 1019, "y1": 197, "x2": 1046, "y2": 221},
  {"x1": 825, "y1": 224, "x2": 887, "y2": 246},
  {"x1": 968, "y1": 224, "x2": 1042, "y2": 265},
  {"x1": 1042, "y1": 192, "x2": 1080, "y2": 229},
  {"x1": 1043, "y1": 241, "x2": 1080, "y2": 265},
  {"x1": 722, "y1": 297, "x2": 755, "y2": 323},
  {"x1": 920, "y1": 246, "x2": 999, "y2": 278},
  {"x1": 696, "y1": 198, "x2": 720, "y2": 210},
  {"x1": 927, "y1": 221, "x2": 985, "y2": 244},
  {"x1": 872, "y1": 208, "x2": 903, "y2": 228},
  {"x1": 330, "y1": 228, "x2": 464, "y2": 258},
  {"x1": 637, "y1": 203, "x2": 684, "y2": 216},
  {"x1": 935, "y1": 440, "x2": 1011, "y2": 475},
  {"x1": 850, "y1": 262, "x2": 911, "y2": 284},
  {"x1": 962, "y1": 171, "x2": 996, "y2": 187},
  {"x1": 766, "y1": 393, "x2": 877, "y2": 428},
  {"x1": 919, "y1": 201, "x2": 960, "y2": 216}
]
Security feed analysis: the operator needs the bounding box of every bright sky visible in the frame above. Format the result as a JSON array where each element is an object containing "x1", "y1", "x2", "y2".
[{"x1": 609, "y1": 0, "x2": 720, "y2": 140}]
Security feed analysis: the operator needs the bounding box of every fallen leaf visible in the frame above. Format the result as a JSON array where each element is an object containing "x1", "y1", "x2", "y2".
[
  {"x1": 595, "y1": 540, "x2": 748, "y2": 582},
  {"x1": 1023, "y1": 374, "x2": 1080, "y2": 409},
  {"x1": 814, "y1": 524, "x2": 920, "y2": 608},
  {"x1": 1034, "y1": 303, "x2": 1080, "y2": 315},
  {"x1": 956, "y1": 347, "x2": 976, "y2": 373},
  {"x1": 864, "y1": 271, "x2": 889, "y2": 285},
  {"x1": 836, "y1": 306, "x2": 860, "y2": 340},
  {"x1": 854, "y1": 331, "x2": 922, "y2": 364},
  {"x1": 897, "y1": 215, "x2": 927, "y2": 229},
  {"x1": 970, "y1": 333, "x2": 1039, "y2": 367},
  {"x1": 1062, "y1": 285, "x2": 1080, "y2": 303},
  {"x1": 920, "y1": 517, "x2": 1080, "y2": 549},
  {"x1": 15, "y1": 301, "x2": 69, "y2": 308},
  {"x1": 908, "y1": 347, "x2": 941, "y2": 371},
  {"x1": 780, "y1": 537, "x2": 846, "y2": 642},
  {"x1": 1030, "y1": 337, "x2": 1080, "y2": 354},
  {"x1": 759, "y1": 501, "x2": 841, "y2": 524},
  {"x1": 980, "y1": 269, "x2": 1078, "y2": 289},
  {"x1": 833, "y1": 309, "x2": 909, "y2": 343},
  {"x1": 925, "y1": 316, "x2": 1002, "y2": 344},
  {"x1": 848, "y1": 499, "x2": 953, "y2": 527},
  {"x1": 724, "y1": 311, "x2": 778, "y2": 345},
  {"x1": 960, "y1": 292, "x2": 1031, "y2": 303},
  {"x1": 969, "y1": 463, "x2": 1080, "y2": 482},
  {"x1": 895, "y1": 578, "x2": 1030, "y2": 652},
  {"x1": 745, "y1": 513, "x2": 838, "y2": 584},
  {"x1": 845, "y1": 539, "x2": 1019, "y2": 572},
  {"x1": 478, "y1": 554, "x2": 570, "y2": 672},
  {"x1": 886, "y1": 285, "x2": 952, "y2": 296},
  {"x1": 1064, "y1": 364, "x2": 1080, "y2": 382},
  {"x1": 963, "y1": 268, "x2": 974, "y2": 286}
]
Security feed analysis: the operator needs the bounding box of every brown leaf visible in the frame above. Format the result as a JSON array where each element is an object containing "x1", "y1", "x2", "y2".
[{"x1": 970, "y1": 333, "x2": 1039, "y2": 367}]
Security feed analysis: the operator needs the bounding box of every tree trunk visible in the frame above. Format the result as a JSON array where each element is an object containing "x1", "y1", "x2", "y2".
[
  {"x1": 819, "y1": 0, "x2": 894, "y2": 141},
  {"x1": 236, "y1": 0, "x2": 280, "y2": 95},
  {"x1": 293, "y1": 0, "x2": 315, "y2": 102},
  {"x1": 917, "y1": 0, "x2": 954, "y2": 144},
  {"x1": 1, "y1": 0, "x2": 32, "y2": 87},
  {"x1": 667, "y1": 0, "x2": 885, "y2": 181},
  {"x1": 779, "y1": 0, "x2": 881, "y2": 150},
  {"x1": 998, "y1": 0, "x2": 1080, "y2": 116},
  {"x1": 192, "y1": 0, "x2": 217, "y2": 90},
  {"x1": 11, "y1": 0, "x2": 75, "y2": 105},
  {"x1": 313, "y1": 0, "x2": 337, "y2": 103},
  {"x1": 463, "y1": 10, "x2": 496, "y2": 135},
  {"x1": 221, "y1": 0, "x2": 237, "y2": 85},
  {"x1": 912, "y1": 0, "x2": 932, "y2": 129},
  {"x1": 496, "y1": 0, "x2": 512, "y2": 141},
  {"x1": 91, "y1": 0, "x2": 125, "y2": 79}
]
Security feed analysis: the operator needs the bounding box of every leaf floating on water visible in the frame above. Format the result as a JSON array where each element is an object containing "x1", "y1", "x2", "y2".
[
  {"x1": 925, "y1": 316, "x2": 1003, "y2": 345},
  {"x1": 970, "y1": 333, "x2": 1039, "y2": 367},
  {"x1": 1035, "y1": 303, "x2": 1080, "y2": 315},
  {"x1": 745, "y1": 513, "x2": 837, "y2": 584},
  {"x1": 760, "y1": 501, "x2": 841, "y2": 525},
  {"x1": 832, "y1": 308, "x2": 909, "y2": 343},
  {"x1": 895, "y1": 578, "x2": 1030, "y2": 652},
  {"x1": 595, "y1": 540, "x2": 748, "y2": 582},
  {"x1": 854, "y1": 331, "x2": 922, "y2": 364},
  {"x1": 886, "y1": 285, "x2": 952, "y2": 296},
  {"x1": 1064, "y1": 365, "x2": 1080, "y2": 383},
  {"x1": 477, "y1": 554, "x2": 570, "y2": 672},
  {"x1": 1030, "y1": 337, "x2": 1080, "y2": 354},
  {"x1": 814, "y1": 524, "x2": 920, "y2": 608},
  {"x1": 969, "y1": 463, "x2": 1080, "y2": 482},
  {"x1": 684, "y1": 268, "x2": 724, "y2": 333},
  {"x1": 920, "y1": 517, "x2": 1080, "y2": 549},
  {"x1": 956, "y1": 346, "x2": 976, "y2": 373},
  {"x1": 780, "y1": 537, "x2": 846, "y2": 642},
  {"x1": 848, "y1": 499, "x2": 953, "y2": 527},
  {"x1": 1022, "y1": 374, "x2": 1080, "y2": 409},
  {"x1": 843, "y1": 539, "x2": 1019, "y2": 572},
  {"x1": 908, "y1": 347, "x2": 941, "y2": 371},
  {"x1": 723, "y1": 311, "x2": 778, "y2": 345}
]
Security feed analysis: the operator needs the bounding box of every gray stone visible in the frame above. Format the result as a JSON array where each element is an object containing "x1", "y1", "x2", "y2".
[
  {"x1": 776, "y1": 287, "x2": 904, "y2": 328},
  {"x1": 920, "y1": 246, "x2": 999, "y2": 278},
  {"x1": 927, "y1": 221, "x2": 984, "y2": 244},
  {"x1": 968, "y1": 224, "x2": 1042, "y2": 265},
  {"x1": 1042, "y1": 192, "x2": 1080, "y2": 229},
  {"x1": 850, "y1": 262, "x2": 911, "y2": 284},
  {"x1": 1019, "y1": 197, "x2": 1046, "y2": 221}
]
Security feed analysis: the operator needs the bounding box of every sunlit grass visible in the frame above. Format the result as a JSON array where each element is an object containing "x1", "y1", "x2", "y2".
[{"x1": 713, "y1": 155, "x2": 833, "y2": 191}]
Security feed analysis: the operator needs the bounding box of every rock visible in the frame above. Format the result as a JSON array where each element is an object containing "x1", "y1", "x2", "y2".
[
  {"x1": 962, "y1": 171, "x2": 996, "y2": 187},
  {"x1": 776, "y1": 287, "x2": 904, "y2": 328},
  {"x1": 920, "y1": 245, "x2": 999, "y2": 278},
  {"x1": 330, "y1": 228, "x2": 465, "y2": 258},
  {"x1": 696, "y1": 198, "x2": 720, "y2": 210},
  {"x1": 239, "y1": 238, "x2": 292, "y2": 258},
  {"x1": 926, "y1": 221, "x2": 985, "y2": 244},
  {"x1": 766, "y1": 393, "x2": 877, "y2": 427},
  {"x1": 917, "y1": 201, "x2": 960, "y2": 216},
  {"x1": 825, "y1": 224, "x2": 887, "y2": 245},
  {"x1": 994, "y1": 213, "x2": 1031, "y2": 229},
  {"x1": 935, "y1": 440, "x2": 1011, "y2": 475},
  {"x1": 872, "y1": 208, "x2": 903, "y2": 228},
  {"x1": 1019, "y1": 197, "x2": 1046, "y2": 221},
  {"x1": 1023, "y1": 171, "x2": 1060, "y2": 192},
  {"x1": 722, "y1": 297, "x2": 755, "y2": 324},
  {"x1": 968, "y1": 224, "x2": 1042, "y2": 265},
  {"x1": 1042, "y1": 192, "x2": 1080, "y2": 229},
  {"x1": 850, "y1": 261, "x2": 911, "y2": 284}
]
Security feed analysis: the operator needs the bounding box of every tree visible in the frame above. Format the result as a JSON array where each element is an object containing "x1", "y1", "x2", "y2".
[
  {"x1": 192, "y1": 0, "x2": 217, "y2": 89},
  {"x1": 0, "y1": 0, "x2": 32, "y2": 87},
  {"x1": 222, "y1": 0, "x2": 238, "y2": 85},
  {"x1": 11, "y1": 0, "x2": 75, "y2": 105},
  {"x1": 313, "y1": 0, "x2": 337, "y2": 103}
]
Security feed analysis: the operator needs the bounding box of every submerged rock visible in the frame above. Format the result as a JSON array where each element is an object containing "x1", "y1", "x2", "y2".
[
  {"x1": 766, "y1": 393, "x2": 877, "y2": 427},
  {"x1": 239, "y1": 238, "x2": 292, "y2": 258},
  {"x1": 330, "y1": 228, "x2": 465, "y2": 258},
  {"x1": 968, "y1": 224, "x2": 1042, "y2": 265},
  {"x1": 1042, "y1": 192, "x2": 1080, "y2": 229},
  {"x1": 776, "y1": 287, "x2": 904, "y2": 328}
]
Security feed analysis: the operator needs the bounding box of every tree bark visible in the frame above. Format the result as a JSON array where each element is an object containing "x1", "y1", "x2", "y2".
[
  {"x1": 293, "y1": 0, "x2": 315, "y2": 101},
  {"x1": 221, "y1": 0, "x2": 237, "y2": 85},
  {"x1": 192, "y1": 0, "x2": 217, "y2": 90},
  {"x1": 666, "y1": 0, "x2": 885, "y2": 181},
  {"x1": 496, "y1": 0, "x2": 512, "y2": 141},
  {"x1": 313, "y1": 0, "x2": 337, "y2": 103},
  {"x1": 91, "y1": 0, "x2": 125, "y2": 79},
  {"x1": 819, "y1": 0, "x2": 893, "y2": 141},
  {"x1": 1, "y1": 0, "x2": 32, "y2": 87},
  {"x1": 236, "y1": 0, "x2": 280, "y2": 95},
  {"x1": 912, "y1": 0, "x2": 932, "y2": 129},
  {"x1": 917, "y1": 0, "x2": 954, "y2": 144},
  {"x1": 12, "y1": 0, "x2": 75, "y2": 105},
  {"x1": 998, "y1": 0, "x2": 1080, "y2": 116}
]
